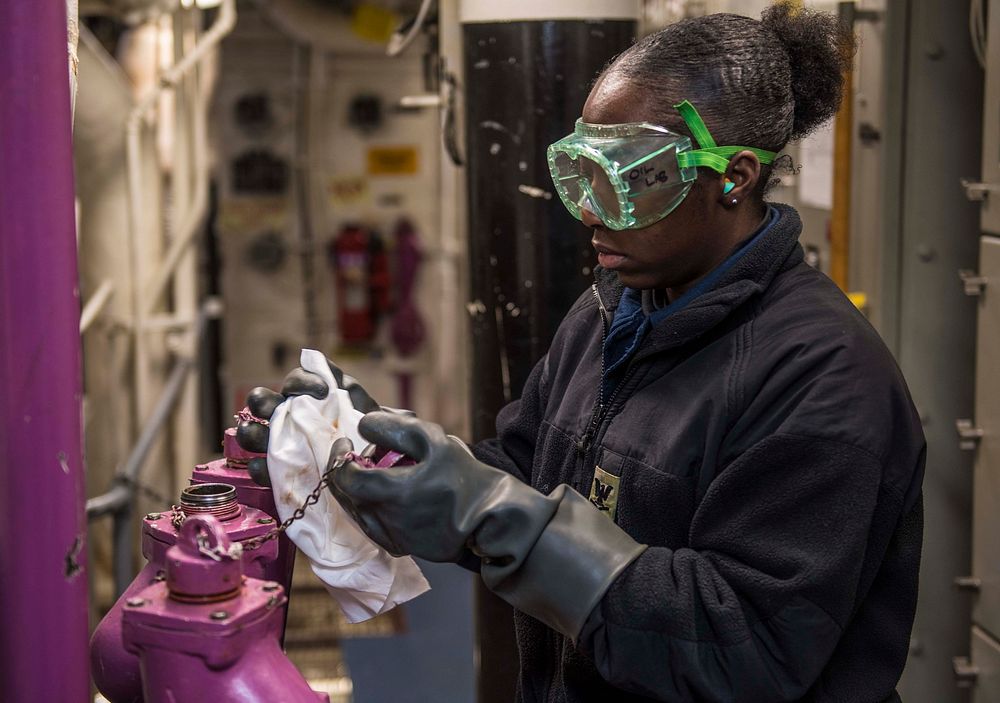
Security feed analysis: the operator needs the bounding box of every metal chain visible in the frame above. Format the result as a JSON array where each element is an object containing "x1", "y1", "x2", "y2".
[
  {"x1": 236, "y1": 407, "x2": 269, "y2": 426},
  {"x1": 170, "y1": 454, "x2": 352, "y2": 550},
  {"x1": 195, "y1": 531, "x2": 243, "y2": 562},
  {"x1": 170, "y1": 505, "x2": 186, "y2": 531},
  {"x1": 239, "y1": 456, "x2": 345, "y2": 551}
]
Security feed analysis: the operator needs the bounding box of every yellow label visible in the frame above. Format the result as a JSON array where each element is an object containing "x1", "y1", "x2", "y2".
[
  {"x1": 588, "y1": 465, "x2": 621, "y2": 521},
  {"x1": 847, "y1": 291, "x2": 868, "y2": 312},
  {"x1": 351, "y1": 4, "x2": 399, "y2": 43},
  {"x1": 367, "y1": 146, "x2": 419, "y2": 176}
]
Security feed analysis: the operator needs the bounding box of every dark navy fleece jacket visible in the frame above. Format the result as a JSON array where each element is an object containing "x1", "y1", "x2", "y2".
[
  {"x1": 473, "y1": 204, "x2": 925, "y2": 703},
  {"x1": 602, "y1": 206, "x2": 779, "y2": 401}
]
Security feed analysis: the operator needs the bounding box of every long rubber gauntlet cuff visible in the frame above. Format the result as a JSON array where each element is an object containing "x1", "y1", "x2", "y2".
[{"x1": 482, "y1": 485, "x2": 647, "y2": 641}]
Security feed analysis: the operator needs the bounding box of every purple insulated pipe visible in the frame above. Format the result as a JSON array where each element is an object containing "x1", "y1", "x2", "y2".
[{"x1": 0, "y1": 1, "x2": 89, "y2": 702}]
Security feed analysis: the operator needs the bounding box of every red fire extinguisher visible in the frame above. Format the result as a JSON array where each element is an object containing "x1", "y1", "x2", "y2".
[{"x1": 329, "y1": 223, "x2": 389, "y2": 346}]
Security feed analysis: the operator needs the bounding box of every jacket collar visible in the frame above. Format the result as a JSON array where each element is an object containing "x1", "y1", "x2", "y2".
[{"x1": 593, "y1": 203, "x2": 804, "y2": 355}]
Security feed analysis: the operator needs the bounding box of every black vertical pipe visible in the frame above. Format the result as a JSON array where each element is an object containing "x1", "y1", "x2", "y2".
[
  {"x1": 465, "y1": 20, "x2": 636, "y2": 441},
  {"x1": 463, "y1": 19, "x2": 636, "y2": 702}
]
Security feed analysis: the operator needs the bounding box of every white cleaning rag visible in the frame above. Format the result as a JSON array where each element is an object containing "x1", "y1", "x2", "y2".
[{"x1": 266, "y1": 348, "x2": 430, "y2": 622}]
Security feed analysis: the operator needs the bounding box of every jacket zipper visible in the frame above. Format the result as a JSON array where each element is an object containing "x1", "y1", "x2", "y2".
[
  {"x1": 580, "y1": 282, "x2": 637, "y2": 455},
  {"x1": 582, "y1": 365, "x2": 640, "y2": 454},
  {"x1": 577, "y1": 285, "x2": 608, "y2": 455},
  {"x1": 577, "y1": 284, "x2": 642, "y2": 457}
]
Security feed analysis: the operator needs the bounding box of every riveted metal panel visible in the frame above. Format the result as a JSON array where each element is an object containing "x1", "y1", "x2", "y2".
[
  {"x1": 980, "y1": 0, "x2": 1000, "y2": 235},
  {"x1": 972, "y1": 237, "x2": 1000, "y2": 638},
  {"x1": 971, "y1": 626, "x2": 1000, "y2": 703},
  {"x1": 891, "y1": 0, "x2": 984, "y2": 700}
]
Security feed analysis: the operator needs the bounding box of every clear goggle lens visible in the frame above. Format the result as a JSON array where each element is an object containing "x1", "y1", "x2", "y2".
[
  {"x1": 551, "y1": 150, "x2": 623, "y2": 222},
  {"x1": 547, "y1": 123, "x2": 697, "y2": 231}
]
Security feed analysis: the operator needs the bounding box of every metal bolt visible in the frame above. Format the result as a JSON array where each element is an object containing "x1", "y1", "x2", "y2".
[
  {"x1": 262, "y1": 581, "x2": 280, "y2": 592},
  {"x1": 924, "y1": 42, "x2": 944, "y2": 60},
  {"x1": 126, "y1": 597, "x2": 146, "y2": 608},
  {"x1": 210, "y1": 610, "x2": 230, "y2": 621},
  {"x1": 145, "y1": 512, "x2": 161, "y2": 520},
  {"x1": 916, "y1": 244, "x2": 936, "y2": 262},
  {"x1": 257, "y1": 517, "x2": 274, "y2": 524}
]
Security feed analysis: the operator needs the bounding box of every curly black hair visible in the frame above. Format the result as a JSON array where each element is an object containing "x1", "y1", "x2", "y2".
[{"x1": 605, "y1": 1, "x2": 855, "y2": 196}]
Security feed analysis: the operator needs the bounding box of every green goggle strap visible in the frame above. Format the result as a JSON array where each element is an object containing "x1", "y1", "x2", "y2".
[{"x1": 673, "y1": 100, "x2": 777, "y2": 174}]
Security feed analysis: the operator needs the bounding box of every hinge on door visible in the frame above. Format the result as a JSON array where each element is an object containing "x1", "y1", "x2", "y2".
[
  {"x1": 953, "y1": 656, "x2": 980, "y2": 688},
  {"x1": 959, "y1": 269, "x2": 988, "y2": 296},
  {"x1": 956, "y1": 419, "x2": 985, "y2": 450},
  {"x1": 961, "y1": 178, "x2": 1000, "y2": 202}
]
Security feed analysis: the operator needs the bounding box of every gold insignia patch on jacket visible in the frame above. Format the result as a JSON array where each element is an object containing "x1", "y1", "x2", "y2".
[{"x1": 588, "y1": 465, "x2": 620, "y2": 521}]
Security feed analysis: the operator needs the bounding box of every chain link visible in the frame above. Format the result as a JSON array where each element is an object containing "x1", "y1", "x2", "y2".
[
  {"x1": 195, "y1": 531, "x2": 244, "y2": 561},
  {"x1": 171, "y1": 505, "x2": 186, "y2": 531},
  {"x1": 236, "y1": 407, "x2": 269, "y2": 427},
  {"x1": 239, "y1": 455, "x2": 346, "y2": 551}
]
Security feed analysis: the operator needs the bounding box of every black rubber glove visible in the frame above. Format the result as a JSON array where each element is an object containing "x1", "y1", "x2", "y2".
[
  {"x1": 329, "y1": 411, "x2": 648, "y2": 640},
  {"x1": 235, "y1": 356, "x2": 380, "y2": 486}
]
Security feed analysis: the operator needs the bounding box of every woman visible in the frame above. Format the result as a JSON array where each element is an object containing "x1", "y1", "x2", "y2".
[{"x1": 241, "y1": 4, "x2": 924, "y2": 701}]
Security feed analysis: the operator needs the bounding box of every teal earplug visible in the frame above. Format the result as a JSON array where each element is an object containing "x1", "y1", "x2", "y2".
[{"x1": 723, "y1": 179, "x2": 735, "y2": 195}]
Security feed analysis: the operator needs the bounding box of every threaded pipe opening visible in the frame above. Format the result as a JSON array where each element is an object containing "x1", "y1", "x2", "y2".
[{"x1": 180, "y1": 483, "x2": 241, "y2": 521}]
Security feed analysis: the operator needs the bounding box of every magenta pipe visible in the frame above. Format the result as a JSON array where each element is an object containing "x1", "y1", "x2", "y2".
[
  {"x1": 0, "y1": 1, "x2": 89, "y2": 701},
  {"x1": 122, "y1": 516, "x2": 328, "y2": 703}
]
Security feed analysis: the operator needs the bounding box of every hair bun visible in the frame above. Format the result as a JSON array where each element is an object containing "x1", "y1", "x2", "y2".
[{"x1": 761, "y1": 1, "x2": 855, "y2": 139}]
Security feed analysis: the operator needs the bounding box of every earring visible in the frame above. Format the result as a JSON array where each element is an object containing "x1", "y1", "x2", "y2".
[
  {"x1": 730, "y1": 198, "x2": 738, "y2": 206},
  {"x1": 723, "y1": 179, "x2": 736, "y2": 195}
]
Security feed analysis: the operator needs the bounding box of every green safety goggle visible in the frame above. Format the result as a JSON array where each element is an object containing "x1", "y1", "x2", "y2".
[{"x1": 546, "y1": 100, "x2": 778, "y2": 231}]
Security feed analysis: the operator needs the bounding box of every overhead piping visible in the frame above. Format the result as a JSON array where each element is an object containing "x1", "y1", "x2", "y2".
[{"x1": 387, "y1": 0, "x2": 434, "y2": 56}]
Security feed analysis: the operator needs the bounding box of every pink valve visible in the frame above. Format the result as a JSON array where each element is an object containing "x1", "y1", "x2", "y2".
[
  {"x1": 222, "y1": 426, "x2": 265, "y2": 468},
  {"x1": 122, "y1": 515, "x2": 328, "y2": 703},
  {"x1": 193, "y1": 428, "x2": 280, "y2": 516},
  {"x1": 91, "y1": 480, "x2": 282, "y2": 703},
  {"x1": 166, "y1": 516, "x2": 243, "y2": 602},
  {"x1": 191, "y1": 427, "x2": 298, "y2": 615}
]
